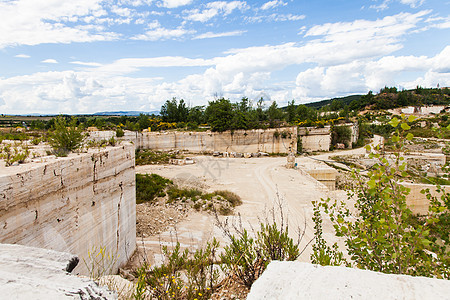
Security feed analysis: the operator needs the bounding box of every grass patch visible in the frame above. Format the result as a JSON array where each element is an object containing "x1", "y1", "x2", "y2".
[
  {"x1": 135, "y1": 149, "x2": 182, "y2": 165},
  {"x1": 166, "y1": 186, "x2": 242, "y2": 215},
  {"x1": 420, "y1": 176, "x2": 450, "y2": 185},
  {"x1": 136, "y1": 173, "x2": 173, "y2": 204}
]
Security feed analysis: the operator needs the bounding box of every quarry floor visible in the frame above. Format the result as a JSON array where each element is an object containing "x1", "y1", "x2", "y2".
[{"x1": 132, "y1": 145, "x2": 369, "y2": 270}]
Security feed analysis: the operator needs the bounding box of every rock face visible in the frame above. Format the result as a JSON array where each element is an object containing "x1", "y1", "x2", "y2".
[
  {"x1": 0, "y1": 144, "x2": 136, "y2": 275},
  {"x1": 247, "y1": 261, "x2": 450, "y2": 300},
  {"x1": 0, "y1": 243, "x2": 116, "y2": 299},
  {"x1": 90, "y1": 127, "x2": 298, "y2": 154}
]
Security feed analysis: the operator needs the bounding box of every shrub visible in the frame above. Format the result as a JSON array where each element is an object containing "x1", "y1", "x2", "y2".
[
  {"x1": 116, "y1": 127, "x2": 124, "y2": 137},
  {"x1": 135, "y1": 239, "x2": 220, "y2": 299},
  {"x1": 312, "y1": 115, "x2": 450, "y2": 278},
  {"x1": 218, "y1": 201, "x2": 308, "y2": 288},
  {"x1": 136, "y1": 173, "x2": 172, "y2": 204},
  {"x1": 48, "y1": 116, "x2": 84, "y2": 156},
  {"x1": 0, "y1": 143, "x2": 29, "y2": 166},
  {"x1": 135, "y1": 149, "x2": 180, "y2": 165}
]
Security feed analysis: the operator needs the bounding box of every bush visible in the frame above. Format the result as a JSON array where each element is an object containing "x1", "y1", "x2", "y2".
[
  {"x1": 331, "y1": 125, "x2": 352, "y2": 148},
  {"x1": 116, "y1": 128, "x2": 124, "y2": 137},
  {"x1": 136, "y1": 173, "x2": 172, "y2": 204},
  {"x1": 135, "y1": 149, "x2": 180, "y2": 165},
  {"x1": 312, "y1": 116, "x2": 450, "y2": 278},
  {"x1": 0, "y1": 143, "x2": 29, "y2": 166},
  {"x1": 218, "y1": 201, "x2": 307, "y2": 288},
  {"x1": 48, "y1": 116, "x2": 84, "y2": 156},
  {"x1": 134, "y1": 239, "x2": 220, "y2": 299}
]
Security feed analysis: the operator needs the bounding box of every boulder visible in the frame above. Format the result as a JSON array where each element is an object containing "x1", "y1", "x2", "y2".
[{"x1": 247, "y1": 261, "x2": 450, "y2": 300}]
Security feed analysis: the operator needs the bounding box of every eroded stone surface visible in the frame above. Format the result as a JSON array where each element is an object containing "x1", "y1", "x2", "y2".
[
  {"x1": 247, "y1": 261, "x2": 450, "y2": 300},
  {"x1": 0, "y1": 244, "x2": 116, "y2": 299},
  {"x1": 0, "y1": 144, "x2": 136, "y2": 275}
]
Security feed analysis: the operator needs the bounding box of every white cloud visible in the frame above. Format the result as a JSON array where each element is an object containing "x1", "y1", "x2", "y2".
[
  {"x1": 93, "y1": 56, "x2": 214, "y2": 75},
  {"x1": 41, "y1": 59, "x2": 59, "y2": 64},
  {"x1": 399, "y1": 0, "x2": 425, "y2": 8},
  {"x1": 193, "y1": 30, "x2": 246, "y2": 39},
  {"x1": 158, "y1": 0, "x2": 193, "y2": 8},
  {"x1": 131, "y1": 20, "x2": 195, "y2": 41},
  {"x1": 70, "y1": 61, "x2": 103, "y2": 67},
  {"x1": 0, "y1": 0, "x2": 118, "y2": 48},
  {"x1": 1, "y1": 10, "x2": 449, "y2": 114},
  {"x1": 370, "y1": 0, "x2": 425, "y2": 11},
  {"x1": 132, "y1": 25, "x2": 195, "y2": 41},
  {"x1": 15, "y1": 54, "x2": 31, "y2": 58},
  {"x1": 261, "y1": 0, "x2": 286, "y2": 10},
  {"x1": 184, "y1": 1, "x2": 247, "y2": 23}
]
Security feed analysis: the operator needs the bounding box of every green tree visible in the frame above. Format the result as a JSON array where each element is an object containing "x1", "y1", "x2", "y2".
[
  {"x1": 205, "y1": 98, "x2": 233, "y2": 132},
  {"x1": 161, "y1": 98, "x2": 189, "y2": 123},
  {"x1": 312, "y1": 115, "x2": 449, "y2": 278},
  {"x1": 267, "y1": 101, "x2": 283, "y2": 123},
  {"x1": 286, "y1": 100, "x2": 297, "y2": 123},
  {"x1": 48, "y1": 116, "x2": 84, "y2": 156}
]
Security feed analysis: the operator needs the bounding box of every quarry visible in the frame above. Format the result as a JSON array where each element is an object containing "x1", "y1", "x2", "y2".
[{"x1": 1, "y1": 99, "x2": 450, "y2": 299}]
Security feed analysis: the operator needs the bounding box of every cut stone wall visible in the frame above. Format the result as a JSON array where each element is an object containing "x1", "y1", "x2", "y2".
[
  {"x1": 90, "y1": 127, "x2": 298, "y2": 154},
  {"x1": 403, "y1": 183, "x2": 450, "y2": 215},
  {"x1": 298, "y1": 126, "x2": 331, "y2": 152},
  {"x1": 0, "y1": 144, "x2": 136, "y2": 275}
]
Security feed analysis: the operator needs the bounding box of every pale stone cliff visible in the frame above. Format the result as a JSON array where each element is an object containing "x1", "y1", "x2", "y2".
[{"x1": 0, "y1": 144, "x2": 136, "y2": 275}]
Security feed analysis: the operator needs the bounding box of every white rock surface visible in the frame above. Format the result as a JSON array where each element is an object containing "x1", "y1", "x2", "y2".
[
  {"x1": 247, "y1": 261, "x2": 450, "y2": 300},
  {"x1": 0, "y1": 144, "x2": 136, "y2": 275},
  {"x1": 0, "y1": 244, "x2": 116, "y2": 299}
]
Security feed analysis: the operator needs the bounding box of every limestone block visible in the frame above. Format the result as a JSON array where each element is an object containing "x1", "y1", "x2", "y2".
[
  {"x1": 0, "y1": 144, "x2": 136, "y2": 275},
  {"x1": 0, "y1": 243, "x2": 116, "y2": 299},
  {"x1": 248, "y1": 261, "x2": 450, "y2": 300}
]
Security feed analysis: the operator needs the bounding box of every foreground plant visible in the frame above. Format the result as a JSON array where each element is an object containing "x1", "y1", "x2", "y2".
[
  {"x1": 0, "y1": 142, "x2": 29, "y2": 166},
  {"x1": 134, "y1": 239, "x2": 220, "y2": 299},
  {"x1": 311, "y1": 115, "x2": 450, "y2": 278},
  {"x1": 217, "y1": 198, "x2": 310, "y2": 288},
  {"x1": 48, "y1": 116, "x2": 84, "y2": 156}
]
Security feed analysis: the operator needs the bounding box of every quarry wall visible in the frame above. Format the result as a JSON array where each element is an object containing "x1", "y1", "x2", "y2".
[
  {"x1": 0, "y1": 144, "x2": 136, "y2": 275},
  {"x1": 403, "y1": 183, "x2": 450, "y2": 215},
  {"x1": 298, "y1": 127, "x2": 331, "y2": 152},
  {"x1": 91, "y1": 127, "x2": 298, "y2": 154}
]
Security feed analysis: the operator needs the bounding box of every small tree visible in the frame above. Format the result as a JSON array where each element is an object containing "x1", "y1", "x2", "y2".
[
  {"x1": 312, "y1": 115, "x2": 450, "y2": 278},
  {"x1": 48, "y1": 116, "x2": 84, "y2": 156}
]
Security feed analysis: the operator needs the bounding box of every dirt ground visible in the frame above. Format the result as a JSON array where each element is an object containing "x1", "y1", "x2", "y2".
[{"x1": 125, "y1": 144, "x2": 373, "y2": 298}]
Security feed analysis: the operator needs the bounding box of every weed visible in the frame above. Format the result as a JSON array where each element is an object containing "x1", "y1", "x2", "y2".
[{"x1": 136, "y1": 174, "x2": 173, "y2": 204}]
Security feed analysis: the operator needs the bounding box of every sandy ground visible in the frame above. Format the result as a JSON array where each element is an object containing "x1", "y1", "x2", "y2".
[{"x1": 132, "y1": 141, "x2": 375, "y2": 267}]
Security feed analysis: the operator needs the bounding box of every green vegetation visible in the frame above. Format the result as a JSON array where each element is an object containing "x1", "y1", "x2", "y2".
[
  {"x1": 331, "y1": 125, "x2": 352, "y2": 148},
  {"x1": 167, "y1": 186, "x2": 242, "y2": 215},
  {"x1": 134, "y1": 239, "x2": 220, "y2": 300},
  {"x1": 311, "y1": 115, "x2": 450, "y2": 278},
  {"x1": 0, "y1": 143, "x2": 29, "y2": 166},
  {"x1": 48, "y1": 116, "x2": 84, "y2": 156},
  {"x1": 135, "y1": 149, "x2": 181, "y2": 165},
  {"x1": 135, "y1": 174, "x2": 173, "y2": 204}
]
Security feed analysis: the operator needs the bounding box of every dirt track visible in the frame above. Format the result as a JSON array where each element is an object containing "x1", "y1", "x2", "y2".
[{"x1": 133, "y1": 151, "x2": 361, "y2": 265}]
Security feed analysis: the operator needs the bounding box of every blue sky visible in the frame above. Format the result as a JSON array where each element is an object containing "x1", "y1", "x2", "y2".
[{"x1": 0, "y1": 0, "x2": 449, "y2": 114}]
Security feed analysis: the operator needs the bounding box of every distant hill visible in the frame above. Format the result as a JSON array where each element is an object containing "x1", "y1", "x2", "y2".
[
  {"x1": 304, "y1": 95, "x2": 362, "y2": 109},
  {"x1": 92, "y1": 111, "x2": 160, "y2": 116}
]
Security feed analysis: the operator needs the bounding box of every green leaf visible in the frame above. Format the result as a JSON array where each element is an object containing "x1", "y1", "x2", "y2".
[
  {"x1": 401, "y1": 123, "x2": 411, "y2": 130},
  {"x1": 389, "y1": 117, "x2": 400, "y2": 128},
  {"x1": 368, "y1": 180, "x2": 376, "y2": 189},
  {"x1": 406, "y1": 133, "x2": 414, "y2": 141},
  {"x1": 408, "y1": 115, "x2": 416, "y2": 123},
  {"x1": 392, "y1": 135, "x2": 400, "y2": 142}
]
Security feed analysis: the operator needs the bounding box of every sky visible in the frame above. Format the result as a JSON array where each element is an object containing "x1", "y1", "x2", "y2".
[{"x1": 0, "y1": 0, "x2": 449, "y2": 115}]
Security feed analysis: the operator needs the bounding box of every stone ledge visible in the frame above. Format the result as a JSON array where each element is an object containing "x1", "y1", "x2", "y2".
[
  {"x1": 0, "y1": 243, "x2": 116, "y2": 299},
  {"x1": 248, "y1": 261, "x2": 450, "y2": 300}
]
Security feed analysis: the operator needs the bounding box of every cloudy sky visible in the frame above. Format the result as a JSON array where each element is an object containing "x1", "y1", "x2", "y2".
[{"x1": 0, "y1": 0, "x2": 449, "y2": 114}]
